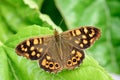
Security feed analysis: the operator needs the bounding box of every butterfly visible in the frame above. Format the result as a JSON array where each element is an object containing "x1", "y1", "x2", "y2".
[{"x1": 15, "y1": 26, "x2": 101, "y2": 73}]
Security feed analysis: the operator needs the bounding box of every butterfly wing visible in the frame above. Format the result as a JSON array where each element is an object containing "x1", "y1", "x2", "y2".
[
  {"x1": 61, "y1": 26, "x2": 101, "y2": 49},
  {"x1": 60, "y1": 39, "x2": 85, "y2": 69},
  {"x1": 38, "y1": 40, "x2": 63, "y2": 73},
  {"x1": 15, "y1": 36, "x2": 63, "y2": 73},
  {"x1": 60, "y1": 26, "x2": 101, "y2": 69},
  {"x1": 15, "y1": 37, "x2": 51, "y2": 60}
]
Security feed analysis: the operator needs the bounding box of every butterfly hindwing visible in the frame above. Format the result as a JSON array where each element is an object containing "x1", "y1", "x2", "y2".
[
  {"x1": 39, "y1": 39, "x2": 63, "y2": 73},
  {"x1": 65, "y1": 47, "x2": 84, "y2": 69},
  {"x1": 60, "y1": 39, "x2": 85, "y2": 69},
  {"x1": 39, "y1": 53, "x2": 62, "y2": 73}
]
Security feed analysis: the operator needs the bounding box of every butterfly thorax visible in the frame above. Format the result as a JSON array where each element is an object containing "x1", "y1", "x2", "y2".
[{"x1": 53, "y1": 29, "x2": 63, "y2": 60}]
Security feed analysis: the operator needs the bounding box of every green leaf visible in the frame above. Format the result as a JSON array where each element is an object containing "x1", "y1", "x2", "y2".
[
  {"x1": 55, "y1": 0, "x2": 105, "y2": 29},
  {"x1": 55, "y1": 0, "x2": 120, "y2": 74},
  {"x1": 3, "y1": 25, "x2": 112, "y2": 80},
  {"x1": 0, "y1": 25, "x2": 10, "y2": 43},
  {"x1": 0, "y1": 45, "x2": 12, "y2": 80},
  {"x1": 0, "y1": 0, "x2": 61, "y2": 33},
  {"x1": 0, "y1": 14, "x2": 13, "y2": 43}
]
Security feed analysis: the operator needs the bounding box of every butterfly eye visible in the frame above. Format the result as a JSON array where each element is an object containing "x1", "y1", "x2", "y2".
[
  {"x1": 72, "y1": 57, "x2": 77, "y2": 62},
  {"x1": 49, "y1": 62, "x2": 53, "y2": 67},
  {"x1": 72, "y1": 57, "x2": 77, "y2": 65},
  {"x1": 45, "y1": 62, "x2": 49, "y2": 68},
  {"x1": 76, "y1": 55, "x2": 80, "y2": 61},
  {"x1": 54, "y1": 63, "x2": 60, "y2": 69},
  {"x1": 49, "y1": 62, "x2": 54, "y2": 69},
  {"x1": 67, "y1": 60, "x2": 72, "y2": 66},
  {"x1": 49, "y1": 64, "x2": 53, "y2": 67}
]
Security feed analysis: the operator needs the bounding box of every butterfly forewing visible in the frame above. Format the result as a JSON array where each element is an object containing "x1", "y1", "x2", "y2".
[
  {"x1": 61, "y1": 26, "x2": 101, "y2": 49},
  {"x1": 15, "y1": 37, "x2": 50, "y2": 60}
]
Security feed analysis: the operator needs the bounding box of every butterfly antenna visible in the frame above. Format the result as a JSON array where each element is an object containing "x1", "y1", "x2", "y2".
[
  {"x1": 54, "y1": 19, "x2": 63, "y2": 35},
  {"x1": 58, "y1": 18, "x2": 63, "y2": 27}
]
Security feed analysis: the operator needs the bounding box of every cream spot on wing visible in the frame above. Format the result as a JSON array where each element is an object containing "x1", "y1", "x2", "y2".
[
  {"x1": 45, "y1": 62, "x2": 49, "y2": 68},
  {"x1": 90, "y1": 38, "x2": 94, "y2": 43},
  {"x1": 80, "y1": 44, "x2": 83, "y2": 48},
  {"x1": 24, "y1": 48, "x2": 27, "y2": 52},
  {"x1": 46, "y1": 56, "x2": 51, "y2": 60},
  {"x1": 71, "y1": 50, "x2": 75, "y2": 54},
  {"x1": 30, "y1": 46, "x2": 34, "y2": 51},
  {"x1": 71, "y1": 31, "x2": 76, "y2": 36},
  {"x1": 31, "y1": 51, "x2": 36, "y2": 56},
  {"x1": 21, "y1": 45, "x2": 24, "y2": 48},
  {"x1": 84, "y1": 27, "x2": 88, "y2": 34},
  {"x1": 91, "y1": 29, "x2": 95, "y2": 34},
  {"x1": 21, "y1": 48, "x2": 25, "y2": 51},
  {"x1": 39, "y1": 48, "x2": 43, "y2": 52},
  {"x1": 37, "y1": 53, "x2": 40, "y2": 57},
  {"x1": 42, "y1": 59, "x2": 47, "y2": 66},
  {"x1": 76, "y1": 51, "x2": 82, "y2": 57},
  {"x1": 25, "y1": 53, "x2": 29, "y2": 58},
  {"x1": 74, "y1": 40, "x2": 79, "y2": 44},
  {"x1": 75, "y1": 29, "x2": 81, "y2": 35},
  {"x1": 26, "y1": 40, "x2": 30, "y2": 46},
  {"x1": 34, "y1": 39, "x2": 38, "y2": 44},
  {"x1": 83, "y1": 40, "x2": 88, "y2": 44},
  {"x1": 89, "y1": 29, "x2": 95, "y2": 37},
  {"x1": 39, "y1": 38, "x2": 42, "y2": 44},
  {"x1": 89, "y1": 34, "x2": 93, "y2": 37},
  {"x1": 82, "y1": 35, "x2": 87, "y2": 39}
]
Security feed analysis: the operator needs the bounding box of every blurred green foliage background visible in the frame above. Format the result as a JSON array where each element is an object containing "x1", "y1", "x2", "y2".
[{"x1": 0, "y1": 0, "x2": 120, "y2": 80}]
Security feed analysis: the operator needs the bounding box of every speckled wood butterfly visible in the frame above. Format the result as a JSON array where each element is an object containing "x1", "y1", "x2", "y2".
[{"x1": 15, "y1": 26, "x2": 101, "y2": 73}]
